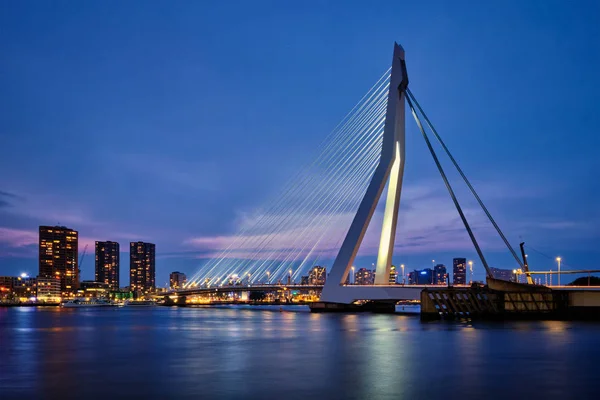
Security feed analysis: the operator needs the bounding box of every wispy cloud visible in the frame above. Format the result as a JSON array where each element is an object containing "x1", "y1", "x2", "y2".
[
  {"x1": 183, "y1": 182, "x2": 505, "y2": 265},
  {"x1": 0, "y1": 227, "x2": 38, "y2": 247}
]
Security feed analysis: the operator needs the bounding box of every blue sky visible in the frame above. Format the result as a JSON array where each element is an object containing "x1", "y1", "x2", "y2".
[{"x1": 1, "y1": 0, "x2": 599, "y2": 286}]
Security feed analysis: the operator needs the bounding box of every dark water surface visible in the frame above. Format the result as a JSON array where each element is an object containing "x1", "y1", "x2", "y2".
[{"x1": 1, "y1": 305, "x2": 598, "y2": 399}]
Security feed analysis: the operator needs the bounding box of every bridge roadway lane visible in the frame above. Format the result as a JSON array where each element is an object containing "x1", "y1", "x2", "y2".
[{"x1": 160, "y1": 284, "x2": 448, "y2": 302}]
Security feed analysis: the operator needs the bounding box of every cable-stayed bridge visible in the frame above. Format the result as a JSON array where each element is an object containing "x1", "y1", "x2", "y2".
[{"x1": 177, "y1": 43, "x2": 537, "y2": 306}]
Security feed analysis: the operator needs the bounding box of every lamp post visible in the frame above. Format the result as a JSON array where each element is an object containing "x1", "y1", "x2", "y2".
[
  {"x1": 288, "y1": 269, "x2": 293, "y2": 285},
  {"x1": 556, "y1": 257, "x2": 562, "y2": 286},
  {"x1": 468, "y1": 261, "x2": 473, "y2": 284},
  {"x1": 351, "y1": 266, "x2": 355, "y2": 285},
  {"x1": 512, "y1": 269, "x2": 517, "y2": 283},
  {"x1": 266, "y1": 271, "x2": 270, "y2": 284},
  {"x1": 401, "y1": 264, "x2": 405, "y2": 285}
]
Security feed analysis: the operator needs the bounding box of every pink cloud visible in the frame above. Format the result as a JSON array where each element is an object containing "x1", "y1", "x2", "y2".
[{"x1": 0, "y1": 227, "x2": 38, "y2": 247}]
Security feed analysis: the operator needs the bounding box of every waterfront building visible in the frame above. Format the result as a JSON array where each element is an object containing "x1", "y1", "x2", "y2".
[
  {"x1": 453, "y1": 258, "x2": 467, "y2": 285},
  {"x1": 130, "y1": 242, "x2": 155, "y2": 297},
  {"x1": 308, "y1": 266, "x2": 326, "y2": 285},
  {"x1": 389, "y1": 265, "x2": 398, "y2": 284},
  {"x1": 169, "y1": 271, "x2": 187, "y2": 289},
  {"x1": 78, "y1": 281, "x2": 111, "y2": 298},
  {"x1": 0, "y1": 276, "x2": 14, "y2": 300},
  {"x1": 37, "y1": 276, "x2": 61, "y2": 302},
  {"x1": 95, "y1": 241, "x2": 120, "y2": 290},
  {"x1": 12, "y1": 275, "x2": 37, "y2": 300},
  {"x1": 433, "y1": 264, "x2": 447, "y2": 285},
  {"x1": 355, "y1": 268, "x2": 375, "y2": 285},
  {"x1": 39, "y1": 225, "x2": 79, "y2": 296}
]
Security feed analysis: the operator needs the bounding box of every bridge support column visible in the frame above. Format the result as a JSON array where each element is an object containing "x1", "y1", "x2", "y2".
[{"x1": 320, "y1": 42, "x2": 408, "y2": 304}]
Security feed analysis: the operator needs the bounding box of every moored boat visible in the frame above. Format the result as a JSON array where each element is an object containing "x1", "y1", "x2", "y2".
[{"x1": 62, "y1": 298, "x2": 118, "y2": 308}]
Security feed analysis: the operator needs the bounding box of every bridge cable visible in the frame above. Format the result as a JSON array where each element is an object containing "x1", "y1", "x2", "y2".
[
  {"x1": 406, "y1": 88, "x2": 525, "y2": 271},
  {"x1": 405, "y1": 92, "x2": 493, "y2": 278},
  {"x1": 221, "y1": 99, "x2": 386, "y2": 284},
  {"x1": 190, "y1": 72, "x2": 390, "y2": 287}
]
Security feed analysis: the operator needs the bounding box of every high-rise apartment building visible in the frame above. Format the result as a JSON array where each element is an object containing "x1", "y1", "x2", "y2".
[
  {"x1": 95, "y1": 241, "x2": 120, "y2": 290},
  {"x1": 130, "y1": 242, "x2": 155, "y2": 297},
  {"x1": 39, "y1": 226, "x2": 79, "y2": 295},
  {"x1": 453, "y1": 258, "x2": 467, "y2": 285},
  {"x1": 433, "y1": 264, "x2": 447, "y2": 285}
]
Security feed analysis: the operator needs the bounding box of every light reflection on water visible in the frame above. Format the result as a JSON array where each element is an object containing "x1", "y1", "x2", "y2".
[{"x1": 0, "y1": 306, "x2": 598, "y2": 400}]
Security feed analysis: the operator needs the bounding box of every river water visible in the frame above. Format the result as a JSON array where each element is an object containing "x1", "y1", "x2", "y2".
[{"x1": 1, "y1": 305, "x2": 598, "y2": 399}]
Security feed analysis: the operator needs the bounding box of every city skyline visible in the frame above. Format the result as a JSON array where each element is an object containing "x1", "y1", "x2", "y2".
[{"x1": 2, "y1": 1, "x2": 600, "y2": 284}]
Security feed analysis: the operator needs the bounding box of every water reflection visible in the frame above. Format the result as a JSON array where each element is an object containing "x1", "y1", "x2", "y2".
[{"x1": 1, "y1": 307, "x2": 599, "y2": 399}]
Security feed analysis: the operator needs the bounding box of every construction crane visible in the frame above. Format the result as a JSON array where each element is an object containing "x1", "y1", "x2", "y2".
[
  {"x1": 79, "y1": 244, "x2": 89, "y2": 278},
  {"x1": 519, "y1": 242, "x2": 534, "y2": 284}
]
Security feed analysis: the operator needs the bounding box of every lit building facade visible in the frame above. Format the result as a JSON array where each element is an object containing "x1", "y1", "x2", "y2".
[
  {"x1": 389, "y1": 265, "x2": 398, "y2": 284},
  {"x1": 453, "y1": 258, "x2": 467, "y2": 285},
  {"x1": 130, "y1": 242, "x2": 155, "y2": 297},
  {"x1": 39, "y1": 226, "x2": 79, "y2": 296},
  {"x1": 433, "y1": 264, "x2": 447, "y2": 285},
  {"x1": 169, "y1": 271, "x2": 187, "y2": 289},
  {"x1": 0, "y1": 276, "x2": 13, "y2": 299},
  {"x1": 78, "y1": 281, "x2": 111, "y2": 298},
  {"x1": 308, "y1": 266, "x2": 326, "y2": 285},
  {"x1": 95, "y1": 241, "x2": 120, "y2": 290},
  {"x1": 355, "y1": 268, "x2": 375, "y2": 285},
  {"x1": 12, "y1": 275, "x2": 37, "y2": 300},
  {"x1": 408, "y1": 268, "x2": 433, "y2": 284},
  {"x1": 37, "y1": 276, "x2": 61, "y2": 302}
]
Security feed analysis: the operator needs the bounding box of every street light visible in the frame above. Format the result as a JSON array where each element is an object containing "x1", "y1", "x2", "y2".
[
  {"x1": 400, "y1": 264, "x2": 405, "y2": 285},
  {"x1": 266, "y1": 271, "x2": 271, "y2": 284},
  {"x1": 468, "y1": 261, "x2": 473, "y2": 284},
  {"x1": 556, "y1": 257, "x2": 562, "y2": 286},
  {"x1": 512, "y1": 269, "x2": 517, "y2": 283},
  {"x1": 351, "y1": 266, "x2": 355, "y2": 285},
  {"x1": 432, "y1": 259, "x2": 435, "y2": 268}
]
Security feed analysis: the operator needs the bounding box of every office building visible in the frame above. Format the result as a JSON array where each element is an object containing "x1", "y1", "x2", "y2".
[
  {"x1": 407, "y1": 268, "x2": 433, "y2": 284},
  {"x1": 130, "y1": 242, "x2": 155, "y2": 297},
  {"x1": 95, "y1": 241, "x2": 120, "y2": 290},
  {"x1": 433, "y1": 264, "x2": 447, "y2": 285},
  {"x1": 308, "y1": 266, "x2": 326, "y2": 285},
  {"x1": 169, "y1": 271, "x2": 187, "y2": 289},
  {"x1": 355, "y1": 268, "x2": 375, "y2": 285},
  {"x1": 453, "y1": 258, "x2": 467, "y2": 285},
  {"x1": 39, "y1": 226, "x2": 79, "y2": 295}
]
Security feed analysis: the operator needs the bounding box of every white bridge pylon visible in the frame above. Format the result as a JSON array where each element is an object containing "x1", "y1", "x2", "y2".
[{"x1": 320, "y1": 43, "x2": 409, "y2": 303}]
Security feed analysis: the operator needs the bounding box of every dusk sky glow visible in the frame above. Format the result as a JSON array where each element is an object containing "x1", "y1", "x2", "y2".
[{"x1": 1, "y1": 1, "x2": 599, "y2": 285}]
